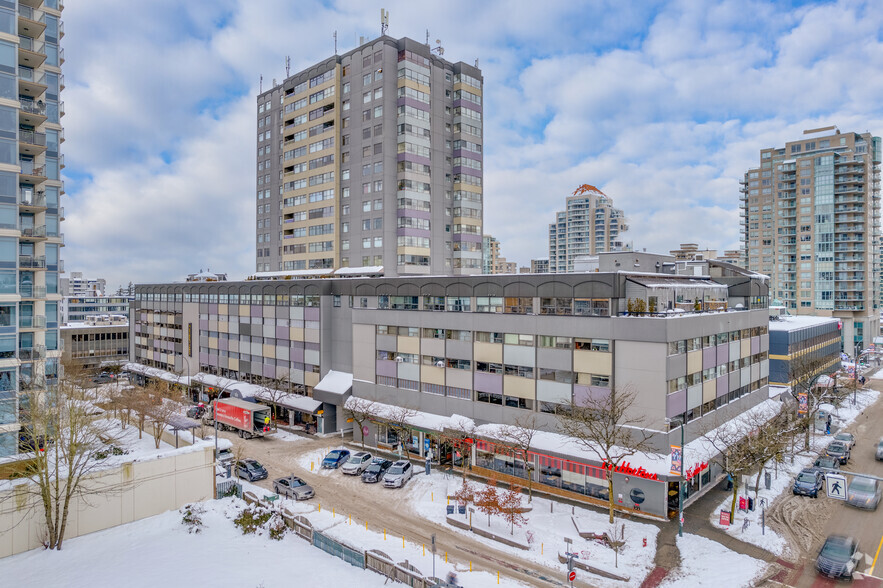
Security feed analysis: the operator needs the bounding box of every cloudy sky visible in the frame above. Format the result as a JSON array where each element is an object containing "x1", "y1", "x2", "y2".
[{"x1": 60, "y1": 0, "x2": 883, "y2": 289}]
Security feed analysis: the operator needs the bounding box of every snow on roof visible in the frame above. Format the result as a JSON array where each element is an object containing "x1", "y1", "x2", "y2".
[
  {"x1": 626, "y1": 275, "x2": 726, "y2": 289},
  {"x1": 125, "y1": 362, "x2": 188, "y2": 385},
  {"x1": 768, "y1": 315, "x2": 840, "y2": 331},
  {"x1": 769, "y1": 385, "x2": 790, "y2": 399},
  {"x1": 314, "y1": 370, "x2": 353, "y2": 396},
  {"x1": 334, "y1": 266, "x2": 384, "y2": 275}
]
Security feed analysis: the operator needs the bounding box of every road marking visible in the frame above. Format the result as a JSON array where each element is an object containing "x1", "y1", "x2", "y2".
[{"x1": 870, "y1": 534, "x2": 883, "y2": 576}]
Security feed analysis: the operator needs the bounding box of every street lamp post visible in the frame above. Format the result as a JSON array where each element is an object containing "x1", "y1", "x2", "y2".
[{"x1": 679, "y1": 420, "x2": 684, "y2": 538}]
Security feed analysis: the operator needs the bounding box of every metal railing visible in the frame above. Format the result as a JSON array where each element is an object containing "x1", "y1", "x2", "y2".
[
  {"x1": 19, "y1": 191, "x2": 46, "y2": 207},
  {"x1": 19, "y1": 100, "x2": 46, "y2": 116},
  {"x1": 19, "y1": 37, "x2": 45, "y2": 54},
  {"x1": 19, "y1": 285, "x2": 46, "y2": 298},
  {"x1": 19, "y1": 161, "x2": 45, "y2": 177},
  {"x1": 18, "y1": 5, "x2": 45, "y2": 23},
  {"x1": 18, "y1": 254, "x2": 46, "y2": 268},
  {"x1": 20, "y1": 225, "x2": 47, "y2": 238},
  {"x1": 18, "y1": 67, "x2": 45, "y2": 86},
  {"x1": 18, "y1": 345, "x2": 46, "y2": 361}
]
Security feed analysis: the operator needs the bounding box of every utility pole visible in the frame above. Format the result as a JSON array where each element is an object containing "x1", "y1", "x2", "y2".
[{"x1": 679, "y1": 421, "x2": 684, "y2": 538}]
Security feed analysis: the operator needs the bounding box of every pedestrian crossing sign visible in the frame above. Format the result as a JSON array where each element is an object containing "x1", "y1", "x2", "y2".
[{"x1": 825, "y1": 473, "x2": 847, "y2": 500}]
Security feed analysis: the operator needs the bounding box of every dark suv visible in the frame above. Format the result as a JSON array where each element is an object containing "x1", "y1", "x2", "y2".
[
  {"x1": 792, "y1": 468, "x2": 823, "y2": 498},
  {"x1": 234, "y1": 459, "x2": 268, "y2": 482}
]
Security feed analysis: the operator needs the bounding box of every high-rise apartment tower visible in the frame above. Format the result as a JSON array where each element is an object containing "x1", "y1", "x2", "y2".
[
  {"x1": 0, "y1": 0, "x2": 65, "y2": 457},
  {"x1": 548, "y1": 186, "x2": 627, "y2": 273},
  {"x1": 739, "y1": 126, "x2": 881, "y2": 355},
  {"x1": 255, "y1": 36, "x2": 483, "y2": 277}
]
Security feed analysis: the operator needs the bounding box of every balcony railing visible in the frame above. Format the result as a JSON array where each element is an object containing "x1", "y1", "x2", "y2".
[
  {"x1": 18, "y1": 254, "x2": 45, "y2": 268},
  {"x1": 19, "y1": 191, "x2": 46, "y2": 208},
  {"x1": 18, "y1": 67, "x2": 45, "y2": 86},
  {"x1": 20, "y1": 225, "x2": 46, "y2": 238},
  {"x1": 18, "y1": 345, "x2": 46, "y2": 361},
  {"x1": 19, "y1": 160, "x2": 45, "y2": 177},
  {"x1": 19, "y1": 315, "x2": 46, "y2": 328},
  {"x1": 18, "y1": 5, "x2": 44, "y2": 23},
  {"x1": 19, "y1": 99, "x2": 46, "y2": 116},
  {"x1": 19, "y1": 130, "x2": 46, "y2": 146},
  {"x1": 19, "y1": 284, "x2": 46, "y2": 298},
  {"x1": 19, "y1": 37, "x2": 45, "y2": 55}
]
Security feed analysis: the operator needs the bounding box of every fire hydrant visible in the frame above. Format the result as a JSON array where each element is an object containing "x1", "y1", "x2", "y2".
[{"x1": 643, "y1": 537, "x2": 647, "y2": 548}]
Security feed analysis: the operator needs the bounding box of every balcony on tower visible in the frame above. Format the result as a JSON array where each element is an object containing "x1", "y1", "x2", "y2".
[
  {"x1": 18, "y1": 129, "x2": 46, "y2": 156},
  {"x1": 17, "y1": 66, "x2": 46, "y2": 99}
]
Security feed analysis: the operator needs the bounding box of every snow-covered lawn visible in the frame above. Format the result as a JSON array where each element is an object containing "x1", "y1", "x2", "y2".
[
  {"x1": 0, "y1": 499, "x2": 394, "y2": 588},
  {"x1": 707, "y1": 387, "x2": 880, "y2": 556},
  {"x1": 658, "y1": 534, "x2": 768, "y2": 587},
  {"x1": 407, "y1": 473, "x2": 660, "y2": 587}
]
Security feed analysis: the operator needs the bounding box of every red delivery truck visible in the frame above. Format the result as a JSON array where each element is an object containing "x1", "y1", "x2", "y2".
[{"x1": 205, "y1": 397, "x2": 272, "y2": 439}]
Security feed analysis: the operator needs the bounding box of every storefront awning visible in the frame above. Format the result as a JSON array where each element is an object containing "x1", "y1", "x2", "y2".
[
  {"x1": 256, "y1": 391, "x2": 322, "y2": 414},
  {"x1": 312, "y1": 370, "x2": 353, "y2": 404}
]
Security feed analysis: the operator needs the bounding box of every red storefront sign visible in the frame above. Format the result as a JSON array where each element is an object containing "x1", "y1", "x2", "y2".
[
  {"x1": 719, "y1": 510, "x2": 731, "y2": 526},
  {"x1": 684, "y1": 461, "x2": 709, "y2": 481},
  {"x1": 602, "y1": 461, "x2": 659, "y2": 481}
]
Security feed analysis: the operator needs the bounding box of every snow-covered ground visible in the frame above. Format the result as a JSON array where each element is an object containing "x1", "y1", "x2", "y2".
[
  {"x1": 658, "y1": 534, "x2": 768, "y2": 587},
  {"x1": 406, "y1": 473, "x2": 660, "y2": 587},
  {"x1": 707, "y1": 387, "x2": 880, "y2": 556}
]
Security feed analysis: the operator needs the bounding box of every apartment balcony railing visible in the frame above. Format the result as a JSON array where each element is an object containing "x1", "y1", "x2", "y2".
[
  {"x1": 18, "y1": 345, "x2": 46, "y2": 361},
  {"x1": 18, "y1": 67, "x2": 45, "y2": 86},
  {"x1": 20, "y1": 224, "x2": 47, "y2": 239},
  {"x1": 19, "y1": 130, "x2": 46, "y2": 147},
  {"x1": 18, "y1": 5, "x2": 45, "y2": 23},
  {"x1": 19, "y1": 284, "x2": 46, "y2": 298},
  {"x1": 18, "y1": 254, "x2": 45, "y2": 268},
  {"x1": 19, "y1": 37, "x2": 45, "y2": 55},
  {"x1": 19, "y1": 315, "x2": 46, "y2": 328},
  {"x1": 19, "y1": 160, "x2": 45, "y2": 180},
  {"x1": 19, "y1": 190, "x2": 46, "y2": 208},
  {"x1": 19, "y1": 99, "x2": 46, "y2": 116}
]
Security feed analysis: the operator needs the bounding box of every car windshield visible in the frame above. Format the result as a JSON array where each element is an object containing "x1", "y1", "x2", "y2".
[
  {"x1": 290, "y1": 478, "x2": 305, "y2": 487},
  {"x1": 835, "y1": 434, "x2": 851, "y2": 441},
  {"x1": 365, "y1": 464, "x2": 381, "y2": 473},
  {"x1": 820, "y1": 540, "x2": 852, "y2": 560},
  {"x1": 816, "y1": 458, "x2": 833, "y2": 466},
  {"x1": 828, "y1": 443, "x2": 845, "y2": 452},
  {"x1": 347, "y1": 455, "x2": 363, "y2": 463},
  {"x1": 388, "y1": 466, "x2": 403, "y2": 475},
  {"x1": 850, "y1": 478, "x2": 876, "y2": 492},
  {"x1": 327, "y1": 451, "x2": 342, "y2": 458},
  {"x1": 797, "y1": 473, "x2": 816, "y2": 483},
  {"x1": 248, "y1": 461, "x2": 263, "y2": 469}
]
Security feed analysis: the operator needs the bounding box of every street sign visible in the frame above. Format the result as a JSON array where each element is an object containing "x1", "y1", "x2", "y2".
[
  {"x1": 719, "y1": 510, "x2": 731, "y2": 526},
  {"x1": 825, "y1": 473, "x2": 847, "y2": 500},
  {"x1": 362, "y1": 425, "x2": 369, "y2": 436},
  {"x1": 568, "y1": 570, "x2": 576, "y2": 582}
]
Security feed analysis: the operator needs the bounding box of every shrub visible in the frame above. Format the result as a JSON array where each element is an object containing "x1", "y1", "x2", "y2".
[
  {"x1": 266, "y1": 512, "x2": 287, "y2": 541},
  {"x1": 233, "y1": 504, "x2": 272, "y2": 535},
  {"x1": 181, "y1": 503, "x2": 206, "y2": 534}
]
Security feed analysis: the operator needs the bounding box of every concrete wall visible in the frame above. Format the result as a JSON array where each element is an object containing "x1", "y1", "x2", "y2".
[{"x1": 0, "y1": 445, "x2": 215, "y2": 559}]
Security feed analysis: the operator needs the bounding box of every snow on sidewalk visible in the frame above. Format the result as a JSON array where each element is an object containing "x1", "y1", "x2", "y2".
[{"x1": 658, "y1": 534, "x2": 768, "y2": 587}]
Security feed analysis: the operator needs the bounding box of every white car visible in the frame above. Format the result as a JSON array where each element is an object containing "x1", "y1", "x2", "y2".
[
  {"x1": 383, "y1": 460, "x2": 413, "y2": 488},
  {"x1": 341, "y1": 451, "x2": 373, "y2": 475}
]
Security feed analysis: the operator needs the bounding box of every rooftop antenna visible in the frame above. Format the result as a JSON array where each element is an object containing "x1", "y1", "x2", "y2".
[
  {"x1": 285, "y1": 56, "x2": 290, "y2": 78},
  {"x1": 475, "y1": 58, "x2": 479, "y2": 68},
  {"x1": 426, "y1": 29, "x2": 430, "y2": 46},
  {"x1": 259, "y1": 74, "x2": 263, "y2": 93},
  {"x1": 431, "y1": 38, "x2": 444, "y2": 56},
  {"x1": 333, "y1": 30, "x2": 337, "y2": 54},
  {"x1": 380, "y1": 9, "x2": 389, "y2": 36}
]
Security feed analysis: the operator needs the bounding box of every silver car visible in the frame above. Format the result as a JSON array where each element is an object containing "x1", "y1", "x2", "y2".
[
  {"x1": 846, "y1": 477, "x2": 881, "y2": 510},
  {"x1": 341, "y1": 451, "x2": 373, "y2": 475},
  {"x1": 382, "y1": 459, "x2": 413, "y2": 488},
  {"x1": 273, "y1": 475, "x2": 315, "y2": 500},
  {"x1": 875, "y1": 438, "x2": 883, "y2": 461}
]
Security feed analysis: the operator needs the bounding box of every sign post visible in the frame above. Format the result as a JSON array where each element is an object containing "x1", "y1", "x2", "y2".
[
  {"x1": 431, "y1": 533, "x2": 436, "y2": 578},
  {"x1": 568, "y1": 569, "x2": 576, "y2": 585}
]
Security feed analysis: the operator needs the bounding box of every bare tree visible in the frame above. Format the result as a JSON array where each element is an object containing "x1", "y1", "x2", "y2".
[
  {"x1": 14, "y1": 376, "x2": 120, "y2": 550},
  {"x1": 557, "y1": 385, "x2": 655, "y2": 523},
  {"x1": 788, "y1": 354, "x2": 849, "y2": 449},
  {"x1": 383, "y1": 405, "x2": 418, "y2": 457},
  {"x1": 498, "y1": 414, "x2": 539, "y2": 502},
  {"x1": 474, "y1": 476, "x2": 501, "y2": 527},
  {"x1": 256, "y1": 377, "x2": 289, "y2": 432},
  {"x1": 441, "y1": 418, "x2": 478, "y2": 481},
  {"x1": 345, "y1": 396, "x2": 380, "y2": 448},
  {"x1": 146, "y1": 393, "x2": 181, "y2": 450},
  {"x1": 499, "y1": 483, "x2": 528, "y2": 535}
]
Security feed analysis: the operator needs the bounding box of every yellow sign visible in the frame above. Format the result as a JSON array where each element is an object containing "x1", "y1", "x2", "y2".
[
  {"x1": 346, "y1": 417, "x2": 354, "y2": 423},
  {"x1": 317, "y1": 409, "x2": 324, "y2": 415}
]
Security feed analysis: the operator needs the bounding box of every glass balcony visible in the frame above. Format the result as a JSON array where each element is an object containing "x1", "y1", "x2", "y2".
[
  {"x1": 19, "y1": 189, "x2": 46, "y2": 209},
  {"x1": 18, "y1": 254, "x2": 45, "y2": 268},
  {"x1": 18, "y1": 129, "x2": 47, "y2": 156},
  {"x1": 19, "y1": 315, "x2": 45, "y2": 328},
  {"x1": 19, "y1": 159, "x2": 46, "y2": 183},
  {"x1": 19, "y1": 284, "x2": 46, "y2": 298},
  {"x1": 20, "y1": 224, "x2": 47, "y2": 240},
  {"x1": 18, "y1": 345, "x2": 46, "y2": 361}
]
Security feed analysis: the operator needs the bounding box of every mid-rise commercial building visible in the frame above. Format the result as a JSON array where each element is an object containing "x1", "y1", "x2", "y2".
[
  {"x1": 669, "y1": 243, "x2": 742, "y2": 264},
  {"x1": 130, "y1": 258, "x2": 770, "y2": 519},
  {"x1": 740, "y1": 126, "x2": 881, "y2": 355},
  {"x1": 549, "y1": 186, "x2": 627, "y2": 272},
  {"x1": 0, "y1": 0, "x2": 65, "y2": 457},
  {"x1": 530, "y1": 258, "x2": 549, "y2": 273},
  {"x1": 254, "y1": 36, "x2": 483, "y2": 278},
  {"x1": 62, "y1": 295, "x2": 130, "y2": 324},
  {"x1": 61, "y1": 317, "x2": 129, "y2": 371},
  {"x1": 60, "y1": 271, "x2": 104, "y2": 297}
]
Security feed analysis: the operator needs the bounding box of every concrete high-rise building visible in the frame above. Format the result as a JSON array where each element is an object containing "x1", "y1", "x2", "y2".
[
  {"x1": 0, "y1": 0, "x2": 65, "y2": 457},
  {"x1": 740, "y1": 126, "x2": 881, "y2": 355},
  {"x1": 669, "y1": 243, "x2": 743, "y2": 265},
  {"x1": 60, "y1": 271, "x2": 105, "y2": 297},
  {"x1": 530, "y1": 258, "x2": 549, "y2": 273},
  {"x1": 481, "y1": 234, "x2": 516, "y2": 274},
  {"x1": 548, "y1": 186, "x2": 627, "y2": 273},
  {"x1": 254, "y1": 36, "x2": 483, "y2": 277}
]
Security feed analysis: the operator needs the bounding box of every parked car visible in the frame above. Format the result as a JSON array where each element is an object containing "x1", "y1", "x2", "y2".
[
  {"x1": 234, "y1": 459, "x2": 268, "y2": 482},
  {"x1": 833, "y1": 432, "x2": 856, "y2": 449},
  {"x1": 847, "y1": 477, "x2": 881, "y2": 510},
  {"x1": 875, "y1": 438, "x2": 883, "y2": 461},
  {"x1": 186, "y1": 404, "x2": 207, "y2": 419},
  {"x1": 816, "y1": 535, "x2": 861, "y2": 579},
  {"x1": 361, "y1": 458, "x2": 393, "y2": 483},
  {"x1": 217, "y1": 448, "x2": 234, "y2": 467},
  {"x1": 825, "y1": 441, "x2": 850, "y2": 465},
  {"x1": 273, "y1": 475, "x2": 315, "y2": 500},
  {"x1": 321, "y1": 449, "x2": 351, "y2": 469},
  {"x1": 341, "y1": 451, "x2": 373, "y2": 475},
  {"x1": 792, "y1": 468, "x2": 824, "y2": 498},
  {"x1": 383, "y1": 459, "x2": 413, "y2": 488},
  {"x1": 91, "y1": 371, "x2": 115, "y2": 385},
  {"x1": 812, "y1": 456, "x2": 840, "y2": 472}
]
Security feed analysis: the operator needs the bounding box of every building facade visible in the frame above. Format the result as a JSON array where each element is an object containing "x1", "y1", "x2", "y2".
[
  {"x1": 482, "y1": 234, "x2": 516, "y2": 274},
  {"x1": 740, "y1": 126, "x2": 881, "y2": 355},
  {"x1": 254, "y1": 36, "x2": 483, "y2": 278},
  {"x1": 61, "y1": 320, "x2": 129, "y2": 370},
  {"x1": 549, "y1": 186, "x2": 627, "y2": 273},
  {"x1": 60, "y1": 271, "x2": 104, "y2": 297},
  {"x1": 131, "y1": 261, "x2": 769, "y2": 518},
  {"x1": 61, "y1": 295, "x2": 130, "y2": 324},
  {"x1": 670, "y1": 243, "x2": 742, "y2": 264},
  {"x1": 530, "y1": 258, "x2": 549, "y2": 273},
  {"x1": 768, "y1": 313, "x2": 841, "y2": 386},
  {"x1": 0, "y1": 0, "x2": 65, "y2": 457}
]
